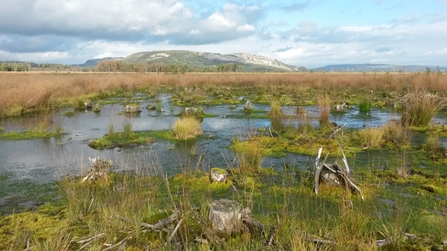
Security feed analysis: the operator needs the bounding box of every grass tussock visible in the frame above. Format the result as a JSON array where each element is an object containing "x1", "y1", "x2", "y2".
[
  {"x1": 173, "y1": 117, "x2": 203, "y2": 140},
  {"x1": 268, "y1": 101, "x2": 286, "y2": 133},
  {"x1": 425, "y1": 134, "x2": 445, "y2": 160},
  {"x1": 401, "y1": 87, "x2": 447, "y2": 127},
  {"x1": 317, "y1": 93, "x2": 331, "y2": 127},
  {"x1": 384, "y1": 120, "x2": 412, "y2": 146},
  {"x1": 358, "y1": 127, "x2": 385, "y2": 148}
]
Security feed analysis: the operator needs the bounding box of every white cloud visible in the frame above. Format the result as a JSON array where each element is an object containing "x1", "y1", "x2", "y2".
[
  {"x1": 0, "y1": 0, "x2": 193, "y2": 36},
  {"x1": 236, "y1": 24, "x2": 255, "y2": 32},
  {"x1": 276, "y1": 48, "x2": 305, "y2": 58},
  {"x1": 0, "y1": 50, "x2": 70, "y2": 62},
  {"x1": 204, "y1": 13, "x2": 236, "y2": 31}
]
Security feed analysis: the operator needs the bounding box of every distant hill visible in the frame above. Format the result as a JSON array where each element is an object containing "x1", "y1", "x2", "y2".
[
  {"x1": 119, "y1": 50, "x2": 303, "y2": 72},
  {"x1": 313, "y1": 64, "x2": 446, "y2": 73}
]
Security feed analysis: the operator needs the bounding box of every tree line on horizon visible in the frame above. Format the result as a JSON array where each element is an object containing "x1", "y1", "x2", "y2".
[{"x1": 0, "y1": 60, "x2": 249, "y2": 73}]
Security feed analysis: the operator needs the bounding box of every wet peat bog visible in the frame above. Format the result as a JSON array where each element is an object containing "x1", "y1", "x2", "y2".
[{"x1": 0, "y1": 93, "x2": 444, "y2": 214}]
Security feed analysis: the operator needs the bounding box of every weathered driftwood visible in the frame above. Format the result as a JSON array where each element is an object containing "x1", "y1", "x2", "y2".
[
  {"x1": 151, "y1": 210, "x2": 181, "y2": 231},
  {"x1": 328, "y1": 122, "x2": 346, "y2": 139},
  {"x1": 314, "y1": 146, "x2": 364, "y2": 200}
]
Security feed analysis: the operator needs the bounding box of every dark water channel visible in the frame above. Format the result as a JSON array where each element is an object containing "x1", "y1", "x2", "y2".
[{"x1": 0, "y1": 93, "x2": 443, "y2": 213}]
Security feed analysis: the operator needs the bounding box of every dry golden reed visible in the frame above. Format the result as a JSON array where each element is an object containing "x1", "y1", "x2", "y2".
[
  {"x1": 1, "y1": 72, "x2": 447, "y2": 118},
  {"x1": 173, "y1": 116, "x2": 203, "y2": 140}
]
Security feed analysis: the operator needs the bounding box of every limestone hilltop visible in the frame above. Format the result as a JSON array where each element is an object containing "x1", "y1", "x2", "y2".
[{"x1": 120, "y1": 50, "x2": 304, "y2": 72}]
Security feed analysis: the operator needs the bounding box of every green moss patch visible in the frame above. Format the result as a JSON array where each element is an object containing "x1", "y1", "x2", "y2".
[
  {"x1": 88, "y1": 131, "x2": 155, "y2": 149},
  {"x1": 0, "y1": 131, "x2": 63, "y2": 140}
]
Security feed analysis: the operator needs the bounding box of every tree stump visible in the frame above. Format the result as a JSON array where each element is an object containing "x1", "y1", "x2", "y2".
[
  {"x1": 210, "y1": 168, "x2": 228, "y2": 183},
  {"x1": 208, "y1": 199, "x2": 242, "y2": 235},
  {"x1": 125, "y1": 104, "x2": 142, "y2": 113}
]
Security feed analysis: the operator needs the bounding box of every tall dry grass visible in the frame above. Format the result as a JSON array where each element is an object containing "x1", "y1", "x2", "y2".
[
  {"x1": 317, "y1": 93, "x2": 331, "y2": 127},
  {"x1": 268, "y1": 101, "x2": 286, "y2": 133},
  {"x1": 358, "y1": 127, "x2": 385, "y2": 148},
  {"x1": 1, "y1": 72, "x2": 447, "y2": 118},
  {"x1": 400, "y1": 87, "x2": 447, "y2": 127},
  {"x1": 173, "y1": 117, "x2": 203, "y2": 140}
]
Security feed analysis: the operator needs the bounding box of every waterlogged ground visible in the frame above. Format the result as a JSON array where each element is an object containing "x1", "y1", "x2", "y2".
[{"x1": 0, "y1": 93, "x2": 442, "y2": 214}]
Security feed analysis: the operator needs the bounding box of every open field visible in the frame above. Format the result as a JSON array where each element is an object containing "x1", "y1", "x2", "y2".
[{"x1": 1, "y1": 72, "x2": 447, "y2": 250}]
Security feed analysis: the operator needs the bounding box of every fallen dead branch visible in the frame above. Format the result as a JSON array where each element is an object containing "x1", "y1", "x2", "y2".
[
  {"x1": 81, "y1": 156, "x2": 112, "y2": 183},
  {"x1": 314, "y1": 146, "x2": 364, "y2": 200},
  {"x1": 328, "y1": 122, "x2": 346, "y2": 139}
]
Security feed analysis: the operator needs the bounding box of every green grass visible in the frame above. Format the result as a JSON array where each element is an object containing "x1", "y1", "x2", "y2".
[
  {"x1": 88, "y1": 131, "x2": 155, "y2": 149},
  {"x1": 2, "y1": 156, "x2": 447, "y2": 250},
  {"x1": 0, "y1": 130, "x2": 63, "y2": 140}
]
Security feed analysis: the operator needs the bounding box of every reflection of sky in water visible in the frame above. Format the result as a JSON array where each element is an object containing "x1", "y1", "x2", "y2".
[{"x1": 0, "y1": 94, "x2": 445, "y2": 183}]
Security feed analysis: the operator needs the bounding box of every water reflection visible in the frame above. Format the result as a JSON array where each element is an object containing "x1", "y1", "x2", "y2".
[{"x1": 0, "y1": 95, "x2": 442, "y2": 185}]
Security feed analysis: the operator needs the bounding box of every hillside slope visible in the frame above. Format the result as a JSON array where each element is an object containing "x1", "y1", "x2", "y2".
[{"x1": 122, "y1": 50, "x2": 301, "y2": 72}]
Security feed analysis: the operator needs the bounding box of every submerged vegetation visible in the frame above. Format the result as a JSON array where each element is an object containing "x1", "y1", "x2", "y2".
[{"x1": 1, "y1": 71, "x2": 447, "y2": 249}]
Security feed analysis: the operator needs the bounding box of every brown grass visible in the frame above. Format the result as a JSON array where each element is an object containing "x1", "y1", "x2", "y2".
[
  {"x1": 1, "y1": 72, "x2": 447, "y2": 118},
  {"x1": 358, "y1": 127, "x2": 385, "y2": 148},
  {"x1": 317, "y1": 93, "x2": 331, "y2": 127}
]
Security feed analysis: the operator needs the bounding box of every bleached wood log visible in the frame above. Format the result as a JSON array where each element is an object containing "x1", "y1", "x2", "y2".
[{"x1": 313, "y1": 147, "x2": 364, "y2": 200}]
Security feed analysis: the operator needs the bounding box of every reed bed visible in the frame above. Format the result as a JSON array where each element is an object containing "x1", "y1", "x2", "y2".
[{"x1": 1, "y1": 72, "x2": 447, "y2": 118}]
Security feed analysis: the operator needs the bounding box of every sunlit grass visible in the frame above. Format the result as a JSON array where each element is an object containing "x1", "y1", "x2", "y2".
[{"x1": 173, "y1": 116, "x2": 203, "y2": 140}]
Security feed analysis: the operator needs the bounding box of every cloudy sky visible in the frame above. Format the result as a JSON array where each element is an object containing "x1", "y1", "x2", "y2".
[{"x1": 0, "y1": 0, "x2": 446, "y2": 67}]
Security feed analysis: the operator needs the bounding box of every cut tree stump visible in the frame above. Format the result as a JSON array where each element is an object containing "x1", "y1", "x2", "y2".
[
  {"x1": 209, "y1": 199, "x2": 243, "y2": 235},
  {"x1": 210, "y1": 168, "x2": 228, "y2": 183}
]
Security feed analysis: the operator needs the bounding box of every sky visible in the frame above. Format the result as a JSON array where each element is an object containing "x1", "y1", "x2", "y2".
[{"x1": 0, "y1": 0, "x2": 446, "y2": 68}]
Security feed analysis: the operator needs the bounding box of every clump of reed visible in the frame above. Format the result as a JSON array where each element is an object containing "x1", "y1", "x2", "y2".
[
  {"x1": 2, "y1": 72, "x2": 447, "y2": 118},
  {"x1": 383, "y1": 120, "x2": 412, "y2": 146},
  {"x1": 358, "y1": 98, "x2": 372, "y2": 113},
  {"x1": 268, "y1": 101, "x2": 286, "y2": 133},
  {"x1": 173, "y1": 117, "x2": 203, "y2": 140},
  {"x1": 108, "y1": 121, "x2": 116, "y2": 137},
  {"x1": 425, "y1": 134, "x2": 445, "y2": 160},
  {"x1": 122, "y1": 118, "x2": 133, "y2": 138},
  {"x1": 317, "y1": 93, "x2": 331, "y2": 127},
  {"x1": 358, "y1": 127, "x2": 384, "y2": 148},
  {"x1": 237, "y1": 143, "x2": 263, "y2": 172},
  {"x1": 401, "y1": 87, "x2": 447, "y2": 127}
]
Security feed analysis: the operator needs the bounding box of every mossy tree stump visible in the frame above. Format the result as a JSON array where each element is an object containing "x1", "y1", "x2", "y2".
[
  {"x1": 125, "y1": 104, "x2": 142, "y2": 113},
  {"x1": 210, "y1": 168, "x2": 228, "y2": 183}
]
